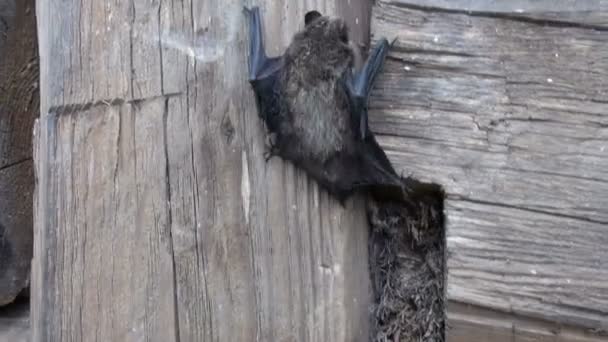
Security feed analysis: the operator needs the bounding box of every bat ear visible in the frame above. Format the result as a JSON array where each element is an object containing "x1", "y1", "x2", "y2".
[{"x1": 305, "y1": 10, "x2": 322, "y2": 26}]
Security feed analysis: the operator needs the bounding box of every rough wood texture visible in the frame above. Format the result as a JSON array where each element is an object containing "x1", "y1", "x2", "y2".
[
  {"x1": 33, "y1": 1, "x2": 373, "y2": 341},
  {"x1": 0, "y1": 0, "x2": 37, "y2": 306},
  {"x1": 448, "y1": 302, "x2": 608, "y2": 342},
  {"x1": 0, "y1": 0, "x2": 15, "y2": 50},
  {"x1": 371, "y1": 0, "x2": 608, "y2": 333}
]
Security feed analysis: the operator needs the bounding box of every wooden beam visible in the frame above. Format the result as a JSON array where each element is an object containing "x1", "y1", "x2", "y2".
[
  {"x1": 0, "y1": 0, "x2": 37, "y2": 306},
  {"x1": 448, "y1": 302, "x2": 608, "y2": 342},
  {"x1": 32, "y1": 1, "x2": 374, "y2": 341},
  {"x1": 370, "y1": 0, "x2": 608, "y2": 335}
]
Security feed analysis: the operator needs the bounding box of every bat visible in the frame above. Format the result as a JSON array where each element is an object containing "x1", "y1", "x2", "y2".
[{"x1": 244, "y1": 6, "x2": 410, "y2": 204}]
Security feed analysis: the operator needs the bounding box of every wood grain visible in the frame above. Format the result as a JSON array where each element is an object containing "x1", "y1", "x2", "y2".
[
  {"x1": 371, "y1": 0, "x2": 608, "y2": 332},
  {"x1": 448, "y1": 302, "x2": 608, "y2": 342},
  {"x1": 0, "y1": 0, "x2": 37, "y2": 306},
  {"x1": 33, "y1": 0, "x2": 373, "y2": 341}
]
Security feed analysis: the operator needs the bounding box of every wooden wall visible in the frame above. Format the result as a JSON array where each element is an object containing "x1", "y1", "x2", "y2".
[
  {"x1": 32, "y1": 1, "x2": 377, "y2": 341},
  {"x1": 32, "y1": 0, "x2": 608, "y2": 341},
  {"x1": 369, "y1": 0, "x2": 608, "y2": 339},
  {"x1": 0, "y1": 0, "x2": 37, "y2": 306}
]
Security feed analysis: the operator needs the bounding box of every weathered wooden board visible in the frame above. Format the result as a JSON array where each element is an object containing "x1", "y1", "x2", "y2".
[
  {"x1": 0, "y1": 0, "x2": 15, "y2": 50},
  {"x1": 382, "y1": 0, "x2": 608, "y2": 26},
  {"x1": 0, "y1": 0, "x2": 37, "y2": 306},
  {"x1": 371, "y1": 0, "x2": 608, "y2": 332},
  {"x1": 448, "y1": 303, "x2": 608, "y2": 342},
  {"x1": 33, "y1": 1, "x2": 373, "y2": 341}
]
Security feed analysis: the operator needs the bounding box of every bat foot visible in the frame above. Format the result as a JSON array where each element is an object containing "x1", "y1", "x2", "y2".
[
  {"x1": 263, "y1": 146, "x2": 281, "y2": 162},
  {"x1": 262, "y1": 133, "x2": 279, "y2": 162},
  {"x1": 263, "y1": 150, "x2": 277, "y2": 162}
]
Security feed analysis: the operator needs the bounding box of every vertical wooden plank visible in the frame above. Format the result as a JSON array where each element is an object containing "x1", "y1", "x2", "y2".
[
  {"x1": 160, "y1": 1, "x2": 373, "y2": 341},
  {"x1": 0, "y1": 0, "x2": 37, "y2": 305},
  {"x1": 34, "y1": 1, "x2": 375, "y2": 342},
  {"x1": 33, "y1": 102, "x2": 178, "y2": 342},
  {"x1": 34, "y1": 0, "x2": 178, "y2": 340}
]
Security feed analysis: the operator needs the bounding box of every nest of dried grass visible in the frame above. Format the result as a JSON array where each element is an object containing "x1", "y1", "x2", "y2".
[{"x1": 368, "y1": 177, "x2": 446, "y2": 342}]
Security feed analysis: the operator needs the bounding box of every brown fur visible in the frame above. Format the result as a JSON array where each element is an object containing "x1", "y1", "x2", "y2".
[{"x1": 281, "y1": 16, "x2": 355, "y2": 161}]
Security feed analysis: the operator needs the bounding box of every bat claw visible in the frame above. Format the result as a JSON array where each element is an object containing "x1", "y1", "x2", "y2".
[
  {"x1": 263, "y1": 150, "x2": 274, "y2": 162},
  {"x1": 263, "y1": 135, "x2": 279, "y2": 162},
  {"x1": 263, "y1": 148, "x2": 279, "y2": 162},
  {"x1": 262, "y1": 133, "x2": 279, "y2": 162}
]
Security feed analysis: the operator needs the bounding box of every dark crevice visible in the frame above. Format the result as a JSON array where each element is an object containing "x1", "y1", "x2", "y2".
[
  {"x1": 591, "y1": 98, "x2": 608, "y2": 104},
  {"x1": 501, "y1": 166, "x2": 608, "y2": 185},
  {"x1": 368, "y1": 177, "x2": 446, "y2": 342},
  {"x1": 388, "y1": 1, "x2": 608, "y2": 31},
  {"x1": 129, "y1": 0, "x2": 136, "y2": 99},
  {"x1": 0, "y1": 157, "x2": 31, "y2": 172},
  {"x1": 385, "y1": 55, "x2": 506, "y2": 80},
  {"x1": 157, "y1": 0, "x2": 164, "y2": 95},
  {"x1": 505, "y1": 116, "x2": 608, "y2": 129},
  {"x1": 46, "y1": 92, "x2": 182, "y2": 116},
  {"x1": 162, "y1": 98, "x2": 181, "y2": 342},
  {"x1": 391, "y1": 46, "x2": 479, "y2": 58}
]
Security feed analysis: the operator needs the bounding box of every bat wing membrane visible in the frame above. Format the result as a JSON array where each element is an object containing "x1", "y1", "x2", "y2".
[
  {"x1": 344, "y1": 38, "x2": 391, "y2": 141},
  {"x1": 245, "y1": 7, "x2": 284, "y2": 129}
]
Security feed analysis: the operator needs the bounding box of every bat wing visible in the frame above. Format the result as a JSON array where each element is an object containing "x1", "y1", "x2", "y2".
[
  {"x1": 342, "y1": 40, "x2": 412, "y2": 202},
  {"x1": 245, "y1": 6, "x2": 284, "y2": 132},
  {"x1": 344, "y1": 38, "x2": 392, "y2": 141}
]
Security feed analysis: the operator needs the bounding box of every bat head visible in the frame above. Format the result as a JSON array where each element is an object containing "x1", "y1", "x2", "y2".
[
  {"x1": 302, "y1": 13, "x2": 349, "y2": 46},
  {"x1": 285, "y1": 11, "x2": 354, "y2": 81},
  {"x1": 304, "y1": 10, "x2": 322, "y2": 26}
]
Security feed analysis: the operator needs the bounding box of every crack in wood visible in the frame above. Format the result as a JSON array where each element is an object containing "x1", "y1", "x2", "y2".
[
  {"x1": 387, "y1": 1, "x2": 608, "y2": 31},
  {"x1": 46, "y1": 93, "x2": 182, "y2": 116},
  {"x1": 449, "y1": 195, "x2": 608, "y2": 225},
  {"x1": 162, "y1": 97, "x2": 181, "y2": 342},
  {"x1": 0, "y1": 157, "x2": 32, "y2": 172}
]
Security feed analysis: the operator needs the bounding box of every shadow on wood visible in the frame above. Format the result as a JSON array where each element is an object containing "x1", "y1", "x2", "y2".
[{"x1": 0, "y1": 0, "x2": 37, "y2": 306}]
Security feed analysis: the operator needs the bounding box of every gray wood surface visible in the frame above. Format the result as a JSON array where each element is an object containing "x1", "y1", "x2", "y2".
[
  {"x1": 32, "y1": 1, "x2": 373, "y2": 341},
  {"x1": 371, "y1": 0, "x2": 608, "y2": 332},
  {"x1": 386, "y1": 0, "x2": 608, "y2": 26},
  {"x1": 448, "y1": 302, "x2": 608, "y2": 342}
]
